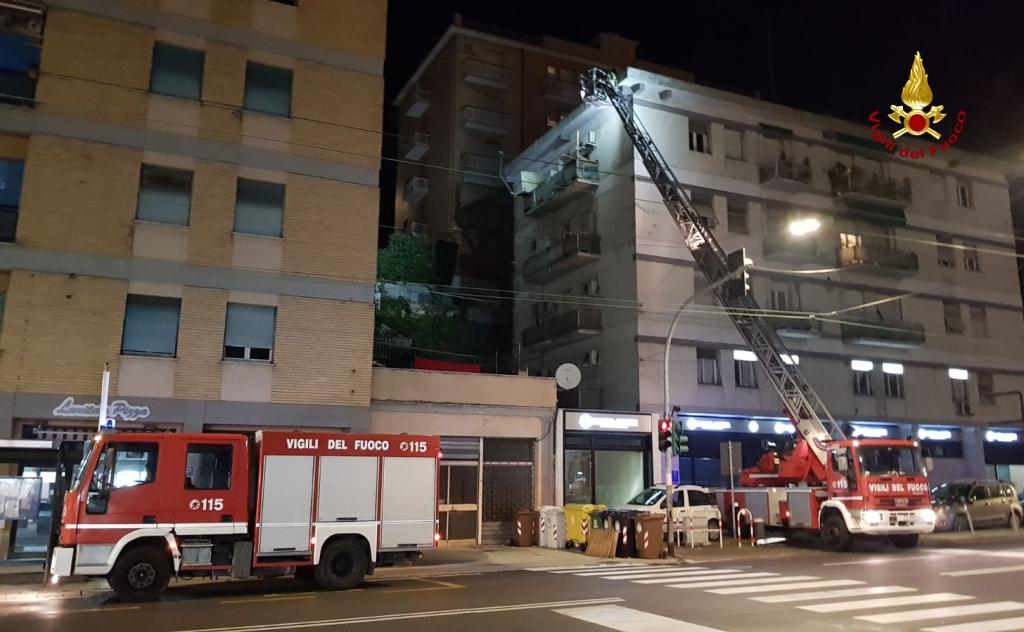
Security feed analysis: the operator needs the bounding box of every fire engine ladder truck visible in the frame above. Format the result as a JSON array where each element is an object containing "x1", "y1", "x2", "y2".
[{"x1": 580, "y1": 68, "x2": 844, "y2": 469}]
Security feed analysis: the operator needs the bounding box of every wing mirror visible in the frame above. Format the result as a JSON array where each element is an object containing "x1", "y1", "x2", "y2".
[
  {"x1": 924, "y1": 456, "x2": 935, "y2": 473},
  {"x1": 836, "y1": 455, "x2": 849, "y2": 472}
]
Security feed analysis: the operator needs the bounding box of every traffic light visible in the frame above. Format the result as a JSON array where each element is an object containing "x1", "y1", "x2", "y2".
[
  {"x1": 658, "y1": 418, "x2": 672, "y2": 452},
  {"x1": 671, "y1": 419, "x2": 690, "y2": 456},
  {"x1": 724, "y1": 248, "x2": 750, "y2": 302}
]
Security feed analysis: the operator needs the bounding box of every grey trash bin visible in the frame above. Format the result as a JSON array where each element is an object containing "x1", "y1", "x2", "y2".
[{"x1": 538, "y1": 506, "x2": 566, "y2": 549}]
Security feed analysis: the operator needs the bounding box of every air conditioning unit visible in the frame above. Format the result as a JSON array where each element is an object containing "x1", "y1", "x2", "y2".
[
  {"x1": 584, "y1": 349, "x2": 600, "y2": 365},
  {"x1": 955, "y1": 400, "x2": 973, "y2": 416}
]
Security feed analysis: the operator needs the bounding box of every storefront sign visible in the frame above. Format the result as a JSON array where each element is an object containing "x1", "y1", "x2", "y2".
[
  {"x1": 685, "y1": 418, "x2": 731, "y2": 431},
  {"x1": 564, "y1": 412, "x2": 651, "y2": 433},
  {"x1": 986, "y1": 430, "x2": 1019, "y2": 443},
  {"x1": 918, "y1": 428, "x2": 954, "y2": 441},
  {"x1": 851, "y1": 425, "x2": 890, "y2": 439},
  {"x1": 52, "y1": 396, "x2": 151, "y2": 422}
]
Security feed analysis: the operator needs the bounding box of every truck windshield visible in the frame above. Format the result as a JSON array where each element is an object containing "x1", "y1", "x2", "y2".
[
  {"x1": 70, "y1": 438, "x2": 95, "y2": 491},
  {"x1": 627, "y1": 488, "x2": 665, "y2": 506},
  {"x1": 858, "y1": 445, "x2": 920, "y2": 476}
]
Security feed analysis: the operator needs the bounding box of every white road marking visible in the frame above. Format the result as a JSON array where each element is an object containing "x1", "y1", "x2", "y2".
[
  {"x1": 823, "y1": 554, "x2": 942, "y2": 567},
  {"x1": 751, "y1": 585, "x2": 917, "y2": 603},
  {"x1": 942, "y1": 564, "x2": 1024, "y2": 577},
  {"x1": 553, "y1": 604, "x2": 725, "y2": 631},
  {"x1": 574, "y1": 566, "x2": 707, "y2": 577},
  {"x1": 800, "y1": 592, "x2": 972, "y2": 613},
  {"x1": 923, "y1": 615, "x2": 1024, "y2": 632},
  {"x1": 536, "y1": 564, "x2": 649, "y2": 573},
  {"x1": 669, "y1": 575, "x2": 818, "y2": 589},
  {"x1": 942, "y1": 548, "x2": 1024, "y2": 560},
  {"x1": 857, "y1": 601, "x2": 1024, "y2": 624},
  {"x1": 172, "y1": 597, "x2": 626, "y2": 632},
  {"x1": 632, "y1": 570, "x2": 746, "y2": 584},
  {"x1": 707, "y1": 579, "x2": 863, "y2": 595},
  {"x1": 603, "y1": 569, "x2": 741, "y2": 581}
]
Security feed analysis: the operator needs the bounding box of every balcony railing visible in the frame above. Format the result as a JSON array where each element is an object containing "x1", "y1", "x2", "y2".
[
  {"x1": 763, "y1": 232, "x2": 830, "y2": 265},
  {"x1": 463, "y1": 58, "x2": 513, "y2": 89},
  {"x1": 772, "y1": 315, "x2": 823, "y2": 339},
  {"x1": 837, "y1": 245, "x2": 919, "y2": 276},
  {"x1": 524, "y1": 158, "x2": 600, "y2": 217},
  {"x1": 522, "y1": 307, "x2": 601, "y2": 348},
  {"x1": 404, "y1": 88, "x2": 430, "y2": 118},
  {"x1": 828, "y1": 167, "x2": 912, "y2": 206},
  {"x1": 839, "y1": 316, "x2": 925, "y2": 349},
  {"x1": 543, "y1": 77, "x2": 580, "y2": 104},
  {"x1": 403, "y1": 132, "x2": 429, "y2": 161},
  {"x1": 461, "y1": 152, "x2": 501, "y2": 186},
  {"x1": 759, "y1": 157, "x2": 812, "y2": 190},
  {"x1": 461, "y1": 106, "x2": 512, "y2": 134},
  {"x1": 522, "y1": 232, "x2": 600, "y2": 284},
  {"x1": 403, "y1": 177, "x2": 429, "y2": 205}
]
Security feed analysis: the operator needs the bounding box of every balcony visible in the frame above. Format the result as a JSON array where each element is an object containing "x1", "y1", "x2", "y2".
[
  {"x1": 463, "y1": 58, "x2": 513, "y2": 90},
  {"x1": 762, "y1": 232, "x2": 830, "y2": 265},
  {"x1": 759, "y1": 157, "x2": 813, "y2": 191},
  {"x1": 461, "y1": 106, "x2": 512, "y2": 135},
  {"x1": 837, "y1": 245, "x2": 919, "y2": 276},
  {"x1": 522, "y1": 307, "x2": 601, "y2": 349},
  {"x1": 461, "y1": 152, "x2": 501, "y2": 186},
  {"x1": 828, "y1": 166, "x2": 912, "y2": 214},
  {"x1": 404, "y1": 132, "x2": 429, "y2": 161},
  {"x1": 404, "y1": 88, "x2": 430, "y2": 118},
  {"x1": 524, "y1": 158, "x2": 600, "y2": 217},
  {"x1": 839, "y1": 317, "x2": 925, "y2": 349},
  {"x1": 522, "y1": 232, "x2": 600, "y2": 284},
  {"x1": 543, "y1": 77, "x2": 580, "y2": 104},
  {"x1": 772, "y1": 315, "x2": 823, "y2": 339},
  {"x1": 403, "y1": 177, "x2": 428, "y2": 205}
]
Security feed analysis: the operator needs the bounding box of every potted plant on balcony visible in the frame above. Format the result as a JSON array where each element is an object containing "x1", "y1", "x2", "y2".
[
  {"x1": 827, "y1": 163, "x2": 850, "y2": 194},
  {"x1": 798, "y1": 157, "x2": 812, "y2": 183}
]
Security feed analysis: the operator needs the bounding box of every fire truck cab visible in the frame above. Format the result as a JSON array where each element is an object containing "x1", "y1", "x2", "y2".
[{"x1": 49, "y1": 431, "x2": 440, "y2": 601}]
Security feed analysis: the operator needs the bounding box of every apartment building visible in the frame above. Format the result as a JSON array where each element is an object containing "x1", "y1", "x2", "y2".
[
  {"x1": 508, "y1": 67, "x2": 1024, "y2": 499},
  {"x1": 0, "y1": 0, "x2": 386, "y2": 557},
  {"x1": 390, "y1": 17, "x2": 691, "y2": 363}
]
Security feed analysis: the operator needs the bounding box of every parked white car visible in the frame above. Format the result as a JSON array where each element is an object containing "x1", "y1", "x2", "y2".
[{"x1": 619, "y1": 485, "x2": 722, "y2": 540}]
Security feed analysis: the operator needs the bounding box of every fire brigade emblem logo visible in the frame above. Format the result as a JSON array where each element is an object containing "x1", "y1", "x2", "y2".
[
  {"x1": 888, "y1": 51, "x2": 945, "y2": 139},
  {"x1": 189, "y1": 499, "x2": 201, "y2": 511}
]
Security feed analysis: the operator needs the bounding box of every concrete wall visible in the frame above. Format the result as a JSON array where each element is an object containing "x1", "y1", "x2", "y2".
[{"x1": 371, "y1": 368, "x2": 555, "y2": 409}]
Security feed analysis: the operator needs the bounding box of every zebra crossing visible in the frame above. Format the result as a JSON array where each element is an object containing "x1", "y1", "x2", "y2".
[{"x1": 526, "y1": 563, "x2": 1024, "y2": 630}]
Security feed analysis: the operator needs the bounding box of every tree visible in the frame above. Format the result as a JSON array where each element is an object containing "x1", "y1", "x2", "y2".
[{"x1": 377, "y1": 233, "x2": 436, "y2": 283}]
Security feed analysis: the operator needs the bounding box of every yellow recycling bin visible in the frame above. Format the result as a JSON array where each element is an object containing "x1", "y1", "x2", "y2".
[{"x1": 565, "y1": 503, "x2": 606, "y2": 549}]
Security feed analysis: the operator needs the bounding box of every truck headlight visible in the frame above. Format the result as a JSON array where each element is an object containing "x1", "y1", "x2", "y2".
[
  {"x1": 861, "y1": 510, "x2": 884, "y2": 524},
  {"x1": 920, "y1": 508, "x2": 936, "y2": 524}
]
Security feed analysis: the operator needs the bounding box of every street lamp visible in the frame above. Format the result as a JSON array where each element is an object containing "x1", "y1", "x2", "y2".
[{"x1": 788, "y1": 218, "x2": 821, "y2": 237}]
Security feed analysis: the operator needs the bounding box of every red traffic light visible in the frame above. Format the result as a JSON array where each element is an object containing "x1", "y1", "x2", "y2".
[{"x1": 659, "y1": 418, "x2": 671, "y2": 433}]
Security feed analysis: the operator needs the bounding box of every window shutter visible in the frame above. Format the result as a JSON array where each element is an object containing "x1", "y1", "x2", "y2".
[
  {"x1": 235, "y1": 179, "x2": 285, "y2": 237},
  {"x1": 225, "y1": 304, "x2": 276, "y2": 349},
  {"x1": 122, "y1": 295, "x2": 181, "y2": 355}
]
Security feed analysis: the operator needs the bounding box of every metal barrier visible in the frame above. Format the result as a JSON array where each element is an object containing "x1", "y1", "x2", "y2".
[
  {"x1": 671, "y1": 514, "x2": 723, "y2": 549},
  {"x1": 736, "y1": 508, "x2": 755, "y2": 547}
]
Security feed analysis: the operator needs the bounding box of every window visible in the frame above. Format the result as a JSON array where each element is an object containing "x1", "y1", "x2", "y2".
[
  {"x1": 270, "y1": 0, "x2": 297, "y2": 5},
  {"x1": 121, "y1": 295, "x2": 181, "y2": 356},
  {"x1": 91, "y1": 443, "x2": 159, "y2": 492},
  {"x1": 244, "y1": 62, "x2": 292, "y2": 117},
  {"x1": 951, "y1": 378, "x2": 970, "y2": 406},
  {"x1": 963, "y1": 245, "x2": 980, "y2": 271},
  {"x1": 724, "y1": 127, "x2": 744, "y2": 160},
  {"x1": 224, "y1": 303, "x2": 276, "y2": 361},
  {"x1": 0, "y1": 158, "x2": 25, "y2": 242},
  {"x1": 977, "y1": 371, "x2": 994, "y2": 404},
  {"x1": 840, "y1": 232, "x2": 863, "y2": 248},
  {"x1": 956, "y1": 180, "x2": 972, "y2": 207},
  {"x1": 686, "y1": 490, "x2": 716, "y2": 506},
  {"x1": 936, "y1": 234, "x2": 955, "y2": 268},
  {"x1": 853, "y1": 370, "x2": 872, "y2": 396},
  {"x1": 930, "y1": 173, "x2": 947, "y2": 201},
  {"x1": 0, "y1": 292, "x2": 4, "y2": 330},
  {"x1": 970, "y1": 305, "x2": 987, "y2": 337},
  {"x1": 697, "y1": 348, "x2": 721, "y2": 385},
  {"x1": 885, "y1": 372, "x2": 905, "y2": 398},
  {"x1": 149, "y1": 43, "x2": 204, "y2": 101},
  {"x1": 734, "y1": 359, "x2": 758, "y2": 388},
  {"x1": 968, "y1": 484, "x2": 989, "y2": 503},
  {"x1": 136, "y1": 164, "x2": 192, "y2": 225},
  {"x1": 545, "y1": 109, "x2": 566, "y2": 128},
  {"x1": 770, "y1": 289, "x2": 790, "y2": 312},
  {"x1": 185, "y1": 444, "x2": 233, "y2": 490},
  {"x1": 234, "y1": 179, "x2": 285, "y2": 237},
  {"x1": 691, "y1": 192, "x2": 717, "y2": 228},
  {"x1": 726, "y1": 198, "x2": 748, "y2": 233},
  {"x1": 943, "y1": 301, "x2": 964, "y2": 334},
  {"x1": 689, "y1": 119, "x2": 710, "y2": 154}
]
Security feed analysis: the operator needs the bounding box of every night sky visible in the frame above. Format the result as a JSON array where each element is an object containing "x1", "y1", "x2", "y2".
[{"x1": 379, "y1": 0, "x2": 1024, "y2": 231}]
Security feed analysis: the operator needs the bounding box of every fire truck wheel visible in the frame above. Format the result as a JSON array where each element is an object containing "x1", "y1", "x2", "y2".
[
  {"x1": 821, "y1": 514, "x2": 852, "y2": 552},
  {"x1": 890, "y1": 534, "x2": 919, "y2": 549},
  {"x1": 108, "y1": 546, "x2": 171, "y2": 602},
  {"x1": 314, "y1": 539, "x2": 368, "y2": 590}
]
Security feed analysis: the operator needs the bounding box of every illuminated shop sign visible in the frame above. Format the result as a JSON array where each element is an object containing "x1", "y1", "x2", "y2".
[
  {"x1": 985, "y1": 430, "x2": 1019, "y2": 443},
  {"x1": 564, "y1": 412, "x2": 651, "y2": 433}
]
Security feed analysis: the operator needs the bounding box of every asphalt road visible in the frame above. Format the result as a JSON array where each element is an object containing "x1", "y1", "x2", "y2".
[{"x1": 9, "y1": 541, "x2": 1024, "y2": 631}]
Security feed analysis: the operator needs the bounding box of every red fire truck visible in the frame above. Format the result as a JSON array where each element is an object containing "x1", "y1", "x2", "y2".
[{"x1": 48, "y1": 431, "x2": 440, "y2": 601}]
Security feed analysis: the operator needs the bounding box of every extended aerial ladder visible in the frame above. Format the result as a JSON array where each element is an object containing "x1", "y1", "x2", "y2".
[{"x1": 580, "y1": 68, "x2": 843, "y2": 482}]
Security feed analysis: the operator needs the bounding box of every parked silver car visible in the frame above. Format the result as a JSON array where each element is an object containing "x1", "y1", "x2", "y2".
[
  {"x1": 931, "y1": 480, "x2": 1022, "y2": 532},
  {"x1": 619, "y1": 485, "x2": 722, "y2": 540}
]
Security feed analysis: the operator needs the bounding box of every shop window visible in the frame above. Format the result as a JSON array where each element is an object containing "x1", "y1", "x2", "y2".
[
  {"x1": 956, "y1": 180, "x2": 972, "y2": 208},
  {"x1": 244, "y1": 62, "x2": 292, "y2": 117},
  {"x1": 149, "y1": 43, "x2": 204, "y2": 101},
  {"x1": 726, "y1": 198, "x2": 748, "y2": 233},
  {"x1": 853, "y1": 370, "x2": 872, "y2": 396},
  {"x1": 724, "y1": 127, "x2": 744, "y2": 160},
  {"x1": 0, "y1": 158, "x2": 25, "y2": 242},
  {"x1": 137, "y1": 164, "x2": 192, "y2": 225},
  {"x1": 885, "y1": 372, "x2": 905, "y2": 398},
  {"x1": 689, "y1": 119, "x2": 710, "y2": 154},
  {"x1": 91, "y1": 442, "x2": 159, "y2": 493},
  {"x1": 224, "y1": 303, "x2": 276, "y2": 361},
  {"x1": 185, "y1": 444, "x2": 233, "y2": 490},
  {"x1": 121, "y1": 295, "x2": 181, "y2": 357},
  {"x1": 963, "y1": 245, "x2": 980, "y2": 272},
  {"x1": 234, "y1": 178, "x2": 285, "y2": 237},
  {"x1": 936, "y1": 234, "x2": 955, "y2": 268},
  {"x1": 734, "y1": 360, "x2": 758, "y2": 388},
  {"x1": 943, "y1": 301, "x2": 964, "y2": 334},
  {"x1": 697, "y1": 348, "x2": 721, "y2": 385}
]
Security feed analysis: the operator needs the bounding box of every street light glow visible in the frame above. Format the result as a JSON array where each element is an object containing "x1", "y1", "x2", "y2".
[{"x1": 788, "y1": 218, "x2": 821, "y2": 236}]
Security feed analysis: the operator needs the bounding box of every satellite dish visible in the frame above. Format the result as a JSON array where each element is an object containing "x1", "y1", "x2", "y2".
[{"x1": 555, "y1": 363, "x2": 582, "y2": 390}]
